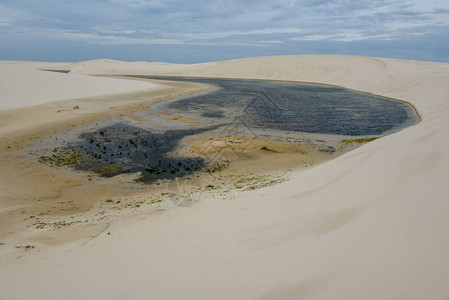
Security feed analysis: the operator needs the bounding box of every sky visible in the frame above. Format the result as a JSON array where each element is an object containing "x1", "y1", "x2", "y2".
[{"x1": 1, "y1": 0, "x2": 449, "y2": 63}]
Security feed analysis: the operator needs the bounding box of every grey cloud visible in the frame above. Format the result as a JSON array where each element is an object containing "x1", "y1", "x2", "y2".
[{"x1": 0, "y1": 0, "x2": 448, "y2": 62}]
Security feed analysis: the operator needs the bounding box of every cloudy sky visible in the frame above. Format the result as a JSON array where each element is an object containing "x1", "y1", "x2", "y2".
[{"x1": 1, "y1": 0, "x2": 448, "y2": 63}]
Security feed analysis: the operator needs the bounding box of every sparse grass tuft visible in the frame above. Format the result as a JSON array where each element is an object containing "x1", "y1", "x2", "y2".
[
  {"x1": 33, "y1": 220, "x2": 83, "y2": 229},
  {"x1": 15, "y1": 245, "x2": 34, "y2": 249},
  {"x1": 318, "y1": 148, "x2": 336, "y2": 154},
  {"x1": 38, "y1": 147, "x2": 94, "y2": 168},
  {"x1": 207, "y1": 161, "x2": 230, "y2": 173},
  {"x1": 341, "y1": 137, "x2": 378, "y2": 144},
  {"x1": 205, "y1": 184, "x2": 219, "y2": 190}
]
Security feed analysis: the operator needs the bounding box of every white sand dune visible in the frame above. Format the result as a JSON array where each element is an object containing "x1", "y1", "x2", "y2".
[
  {"x1": 0, "y1": 63, "x2": 158, "y2": 111},
  {"x1": 1, "y1": 55, "x2": 449, "y2": 299}
]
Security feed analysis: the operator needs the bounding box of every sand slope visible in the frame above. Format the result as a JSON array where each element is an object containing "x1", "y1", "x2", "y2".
[
  {"x1": 0, "y1": 63, "x2": 158, "y2": 110},
  {"x1": 1, "y1": 55, "x2": 449, "y2": 299}
]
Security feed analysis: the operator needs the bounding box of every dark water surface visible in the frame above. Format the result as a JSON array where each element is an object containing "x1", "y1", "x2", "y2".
[{"x1": 149, "y1": 77, "x2": 419, "y2": 136}]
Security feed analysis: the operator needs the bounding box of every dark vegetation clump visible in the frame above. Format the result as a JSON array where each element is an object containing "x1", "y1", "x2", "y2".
[{"x1": 39, "y1": 123, "x2": 213, "y2": 183}]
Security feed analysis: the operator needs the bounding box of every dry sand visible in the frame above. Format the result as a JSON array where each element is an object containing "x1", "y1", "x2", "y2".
[
  {"x1": 1, "y1": 55, "x2": 449, "y2": 299},
  {"x1": 0, "y1": 63, "x2": 162, "y2": 111}
]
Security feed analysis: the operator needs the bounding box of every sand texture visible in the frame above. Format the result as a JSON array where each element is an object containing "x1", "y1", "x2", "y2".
[{"x1": 1, "y1": 55, "x2": 449, "y2": 300}]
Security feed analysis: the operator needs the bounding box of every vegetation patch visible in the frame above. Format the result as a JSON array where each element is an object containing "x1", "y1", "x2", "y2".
[
  {"x1": 15, "y1": 245, "x2": 35, "y2": 250},
  {"x1": 318, "y1": 148, "x2": 336, "y2": 154},
  {"x1": 207, "y1": 161, "x2": 230, "y2": 173},
  {"x1": 32, "y1": 220, "x2": 83, "y2": 229},
  {"x1": 341, "y1": 137, "x2": 378, "y2": 144},
  {"x1": 205, "y1": 184, "x2": 220, "y2": 190},
  {"x1": 38, "y1": 147, "x2": 94, "y2": 168}
]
